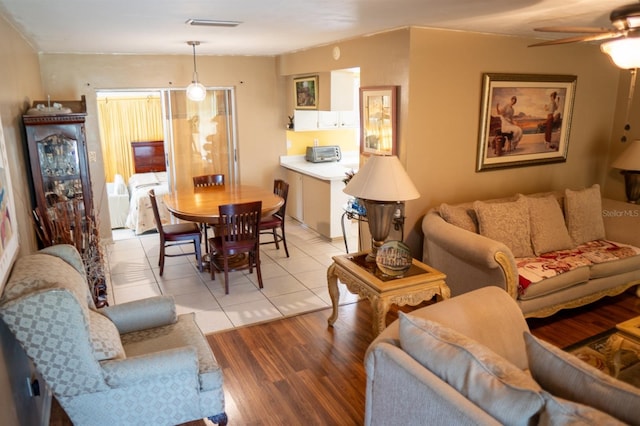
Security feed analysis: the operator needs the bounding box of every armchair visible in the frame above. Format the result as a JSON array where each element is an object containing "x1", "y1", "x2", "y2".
[{"x1": 0, "y1": 244, "x2": 227, "y2": 425}]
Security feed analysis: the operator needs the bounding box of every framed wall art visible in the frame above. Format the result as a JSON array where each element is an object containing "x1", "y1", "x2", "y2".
[
  {"x1": 293, "y1": 75, "x2": 318, "y2": 110},
  {"x1": 360, "y1": 86, "x2": 398, "y2": 156},
  {"x1": 476, "y1": 73, "x2": 577, "y2": 171},
  {"x1": 0, "y1": 117, "x2": 19, "y2": 291}
]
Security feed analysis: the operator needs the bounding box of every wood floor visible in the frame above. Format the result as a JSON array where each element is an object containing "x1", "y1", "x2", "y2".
[{"x1": 50, "y1": 290, "x2": 640, "y2": 426}]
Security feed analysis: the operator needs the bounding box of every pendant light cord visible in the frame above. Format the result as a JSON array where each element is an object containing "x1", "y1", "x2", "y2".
[{"x1": 190, "y1": 41, "x2": 200, "y2": 83}]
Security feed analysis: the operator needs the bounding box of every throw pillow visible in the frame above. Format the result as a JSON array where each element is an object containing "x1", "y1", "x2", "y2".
[
  {"x1": 526, "y1": 195, "x2": 573, "y2": 255},
  {"x1": 538, "y1": 392, "x2": 626, "y2": 426},
  {"x1": 88, "y1": 310, "x2": 126, "y2": 361},
  {"x1": 399, "y1": 313, "x2": 544, "y2": 426},
  {"x1": 439, "y1": 203, "x2": 478, "y2": 233},
  {"x1": 474, "y1": 196, "x2": 534, "y2": 258},
  {"x1": 564, "y1": 184, "x2": 605, "y2": 245},
  {"x1": 524, "y1": 332, "x2": 640, "y2": 425}
]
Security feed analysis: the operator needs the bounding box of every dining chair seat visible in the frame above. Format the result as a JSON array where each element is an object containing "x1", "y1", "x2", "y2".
[
  {"x1": 259, "y1": 179, "x2": 289, "y2": 257},
  {"x1": 209, "y1": 201, "x2": 263, "y2": 294},
  {"x1": 149, "y1": 189, "x2": 203, "y2": 276}
]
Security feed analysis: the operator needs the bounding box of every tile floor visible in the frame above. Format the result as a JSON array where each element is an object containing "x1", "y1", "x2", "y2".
[{"x1": 104, "y1": 218, "x2": 362, "y2": 334}]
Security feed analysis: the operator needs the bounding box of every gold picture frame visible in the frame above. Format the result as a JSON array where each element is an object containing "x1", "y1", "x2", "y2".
[
  {"x1": 293, "y1": 75, "x2": 318, "y2": 110},
  {"x1": 360, "y1": 86, "x2": 398, "y2": 156},
  {"x1": 477, "y1": 73, "x2": 577, "y2": 171}
]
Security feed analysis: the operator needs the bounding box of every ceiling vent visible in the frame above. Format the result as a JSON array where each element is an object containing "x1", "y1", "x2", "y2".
[{"x1": 186, "y1": 19, "x2": 241, "y2": 27}]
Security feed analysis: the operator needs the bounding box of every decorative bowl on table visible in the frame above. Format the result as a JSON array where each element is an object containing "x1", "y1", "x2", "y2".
[{"x1": 375, "y1": 240, "x2": 412, "y2": 277}]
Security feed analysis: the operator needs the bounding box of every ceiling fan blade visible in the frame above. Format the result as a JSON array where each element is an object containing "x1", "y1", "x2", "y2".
[
  {"x1": 529, "y1": 31, "x2": 622, "y2": 47},
  {"x1": 534, "y1": 26, "x2": 611, "y2": 34}
]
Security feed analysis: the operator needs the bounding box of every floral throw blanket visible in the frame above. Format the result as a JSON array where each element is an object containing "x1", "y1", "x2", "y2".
[{"x1": 517, "y1": 240, "x2": 640, "y2": 295}]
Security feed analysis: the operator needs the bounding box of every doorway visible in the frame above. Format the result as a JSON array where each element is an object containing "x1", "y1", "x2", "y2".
[{"x1": 96, "y1": 88, "x2": 238, "y2": 191}]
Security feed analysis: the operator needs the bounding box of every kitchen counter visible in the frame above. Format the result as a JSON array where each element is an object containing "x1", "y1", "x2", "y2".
[
  {"x1": 279, "y1": 153, "x2": 359, "y2": 181},
  {"x1": 280, "y1": 152, "x2": 359, "y2": 239}
]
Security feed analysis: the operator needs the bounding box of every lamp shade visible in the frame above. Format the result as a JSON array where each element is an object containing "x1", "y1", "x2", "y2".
[
  {"x1": 612, "y1": 139, "x2": 640, "y2": 171},
  {"x1": 186, "y1": 82, "x2": 207, "y2": 101},
  {"x1": 343, "y1": 155, "x2": 420, "y2": 201},
  {"x1": 601, "y1": 37, "x2": 640, "y2": 69}
]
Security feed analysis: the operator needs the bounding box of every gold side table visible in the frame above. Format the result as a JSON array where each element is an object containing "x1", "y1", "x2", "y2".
[
  {"x1": 327, "y1": 251, "x2": 450, "y2": 336},
  {"x1": 604, "y1": 317, "x2": 640, "y2": 378}
]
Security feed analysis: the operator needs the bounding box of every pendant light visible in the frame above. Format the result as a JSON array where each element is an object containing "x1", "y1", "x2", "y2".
[{"x1": 186, "y1": 41, "x2": 206, "y2": 102}]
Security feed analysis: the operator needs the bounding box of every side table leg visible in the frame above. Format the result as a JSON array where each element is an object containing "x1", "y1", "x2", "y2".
[
  {"x1": 371, "y1": 296, "x2": 390, "y2": 336},
  {"x1": 327, "y1": 263, "x2": 339, "y2": 326}
]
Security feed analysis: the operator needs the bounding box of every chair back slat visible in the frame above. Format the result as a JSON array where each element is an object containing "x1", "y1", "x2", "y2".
[{"x1": 218, "y1": 201, "x2": 262, "y2": 247}]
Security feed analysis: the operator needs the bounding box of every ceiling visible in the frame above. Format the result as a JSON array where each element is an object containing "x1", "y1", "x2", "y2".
[{"x1": 0, "y1": 0, "x2": 635, "y2": 56}]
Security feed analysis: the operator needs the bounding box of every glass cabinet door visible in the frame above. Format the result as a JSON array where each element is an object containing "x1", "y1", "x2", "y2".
[{"x1": 36, "y1": 133, "x2": 84, "y2": 211}]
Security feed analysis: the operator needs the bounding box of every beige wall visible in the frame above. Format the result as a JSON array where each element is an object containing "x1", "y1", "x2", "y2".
[
  {"x1": 0, "y1": 14, "x2": 46, "y2": 426},
  {"x1": 281, "y1": 27, "x2": 622, "y2": 255},
  {"x1": 402, "y1": 28, "x2": 621, "y2": 252},
  {"x1": 39, "y1": 28, "x2": 621, "y2": 256},
  {"x1": 279, "y1": 28, "x2": 620, "y2": 256},
  {"x1": 604, "y1": 70, "x2": 640, "y2": 201},
  {"x1": 38, "y1": 53, "x2": 286, "y2": 239},
  {"x1": 0, "y1": 16, "x2": 43, "y2": 256},
  {"x1": 1, "y1": 19, "x2": 627, "y2": 265}
]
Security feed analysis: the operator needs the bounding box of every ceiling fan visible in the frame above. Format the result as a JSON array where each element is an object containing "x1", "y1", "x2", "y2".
[
  {"x1": 530, "y1": 3, "x2": 640, "y2": 51},
  {"x1": 531, "y1": 3, "x2": 640, "y2": 142}
]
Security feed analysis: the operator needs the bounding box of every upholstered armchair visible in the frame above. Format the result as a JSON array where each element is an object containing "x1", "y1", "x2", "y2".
[{"x1": 0, "y1": 244, "x2": 227, "y2": 425}]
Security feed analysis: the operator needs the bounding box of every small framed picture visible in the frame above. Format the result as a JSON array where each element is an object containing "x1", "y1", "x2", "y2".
[
  {"x1": 293, "y1": 75, "x2": 318, "y2": 110},
  {"x1": 360, "y1": 86, "x2": 398, "y2": 156},
  {"x1": 477, "y1": 73, "x2": 577, "y2": 171}
]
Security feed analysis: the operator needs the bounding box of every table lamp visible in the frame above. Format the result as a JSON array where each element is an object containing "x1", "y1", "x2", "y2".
[
  {"x1": 612, "y1": 139, "x2": 640, "y2": 203},
  {"x1": 343, "y1": 155, "x2": 420, "y2": 261}
]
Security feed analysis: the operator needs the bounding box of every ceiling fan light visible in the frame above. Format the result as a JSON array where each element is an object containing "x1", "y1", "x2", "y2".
[
  {"x1": 601, "y1": 37, "x2": 640, "y2": 69},
  {"x1": 187, "y1": 81, "x2": 207, "y2": 101}
]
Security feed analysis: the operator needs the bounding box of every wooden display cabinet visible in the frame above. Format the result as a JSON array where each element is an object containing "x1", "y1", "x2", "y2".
[{"x1": 23, "y1": 96, "x2": 107, "y2": 307}]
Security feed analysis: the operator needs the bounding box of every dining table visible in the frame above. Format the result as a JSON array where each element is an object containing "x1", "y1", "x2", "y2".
[
  {"x1": 164, "y1": 184, "x2": 284, "y2": 269},
  {"x1": 163, "y1": 184, "x2": 284, "y2": 224}
]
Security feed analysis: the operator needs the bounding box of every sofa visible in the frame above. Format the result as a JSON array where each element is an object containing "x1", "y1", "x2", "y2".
[
  {"x1": 422, "y1": 184, "x2": 640, "y2": 318},
  {"x1": 364, "y1": 286, "x2": 640, "y2": 425},
  {"x1": 0, "y1": 244, "x2": 227, "y2": 425}
]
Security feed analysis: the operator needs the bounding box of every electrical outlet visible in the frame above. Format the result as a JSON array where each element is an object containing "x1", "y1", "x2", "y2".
[
  {"x1": 88, "y1": 151, "x2": 97, "y2": 162},
  {"x1": 26, "y1": 377, "x2": 40, "y2": 397}
]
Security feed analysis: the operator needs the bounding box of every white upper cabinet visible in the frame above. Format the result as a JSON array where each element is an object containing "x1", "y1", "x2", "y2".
[{"x1": 292, "y1": 68, "x2": 359, "y2": 131}]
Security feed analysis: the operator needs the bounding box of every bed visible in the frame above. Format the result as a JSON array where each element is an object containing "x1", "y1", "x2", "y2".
[{"x1": 124, "y1": 141, "x2": 172, "y2": 234}]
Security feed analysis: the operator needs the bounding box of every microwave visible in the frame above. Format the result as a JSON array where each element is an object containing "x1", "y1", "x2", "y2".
[{"x1": 305, "y1": 145, "x2": 342, "y2": 163}]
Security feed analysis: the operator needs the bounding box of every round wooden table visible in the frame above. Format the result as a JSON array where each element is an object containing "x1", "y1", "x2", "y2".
[
  {"x1": 163, "y1": 184, "x2": 284, "y2": 224},
  {"x1": 164, "y1": 184, "x2": 284, "y2": 270}
]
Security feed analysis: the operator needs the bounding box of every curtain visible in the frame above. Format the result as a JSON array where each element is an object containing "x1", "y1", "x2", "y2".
[{"x1": 97, "y1": 95, "x2": 163, "y2": 183}]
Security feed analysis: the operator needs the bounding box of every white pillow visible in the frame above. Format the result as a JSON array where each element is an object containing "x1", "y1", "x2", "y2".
[
  {"x1": 399, "y1": 313, "x2": 544, "y2": 425},
  {"x1": 113, "y1": 174, "x2": 128, "y2": 195}
]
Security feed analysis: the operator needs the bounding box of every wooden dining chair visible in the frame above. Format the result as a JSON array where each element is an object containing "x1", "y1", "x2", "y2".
[
  {"x1": 259, "y1": 179, "x2": 290, "y2": 257},
  {"x1": 192, "y1": 174, "x2": 225, "y2": 244},
  {"x1": 148, "y1": 189, "x2": 203, "y2": 276},
  {"x1": 193, "y1": 173, "x2": 225, "y2": 187},
  {"x1": 209, "y1": 201, "x2": 263, "y2": 294}
]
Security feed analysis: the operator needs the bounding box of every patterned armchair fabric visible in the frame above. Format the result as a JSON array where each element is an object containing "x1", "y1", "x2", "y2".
[{"x1": 0, "y1": 244, "x2": 227, "y2": 426}]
